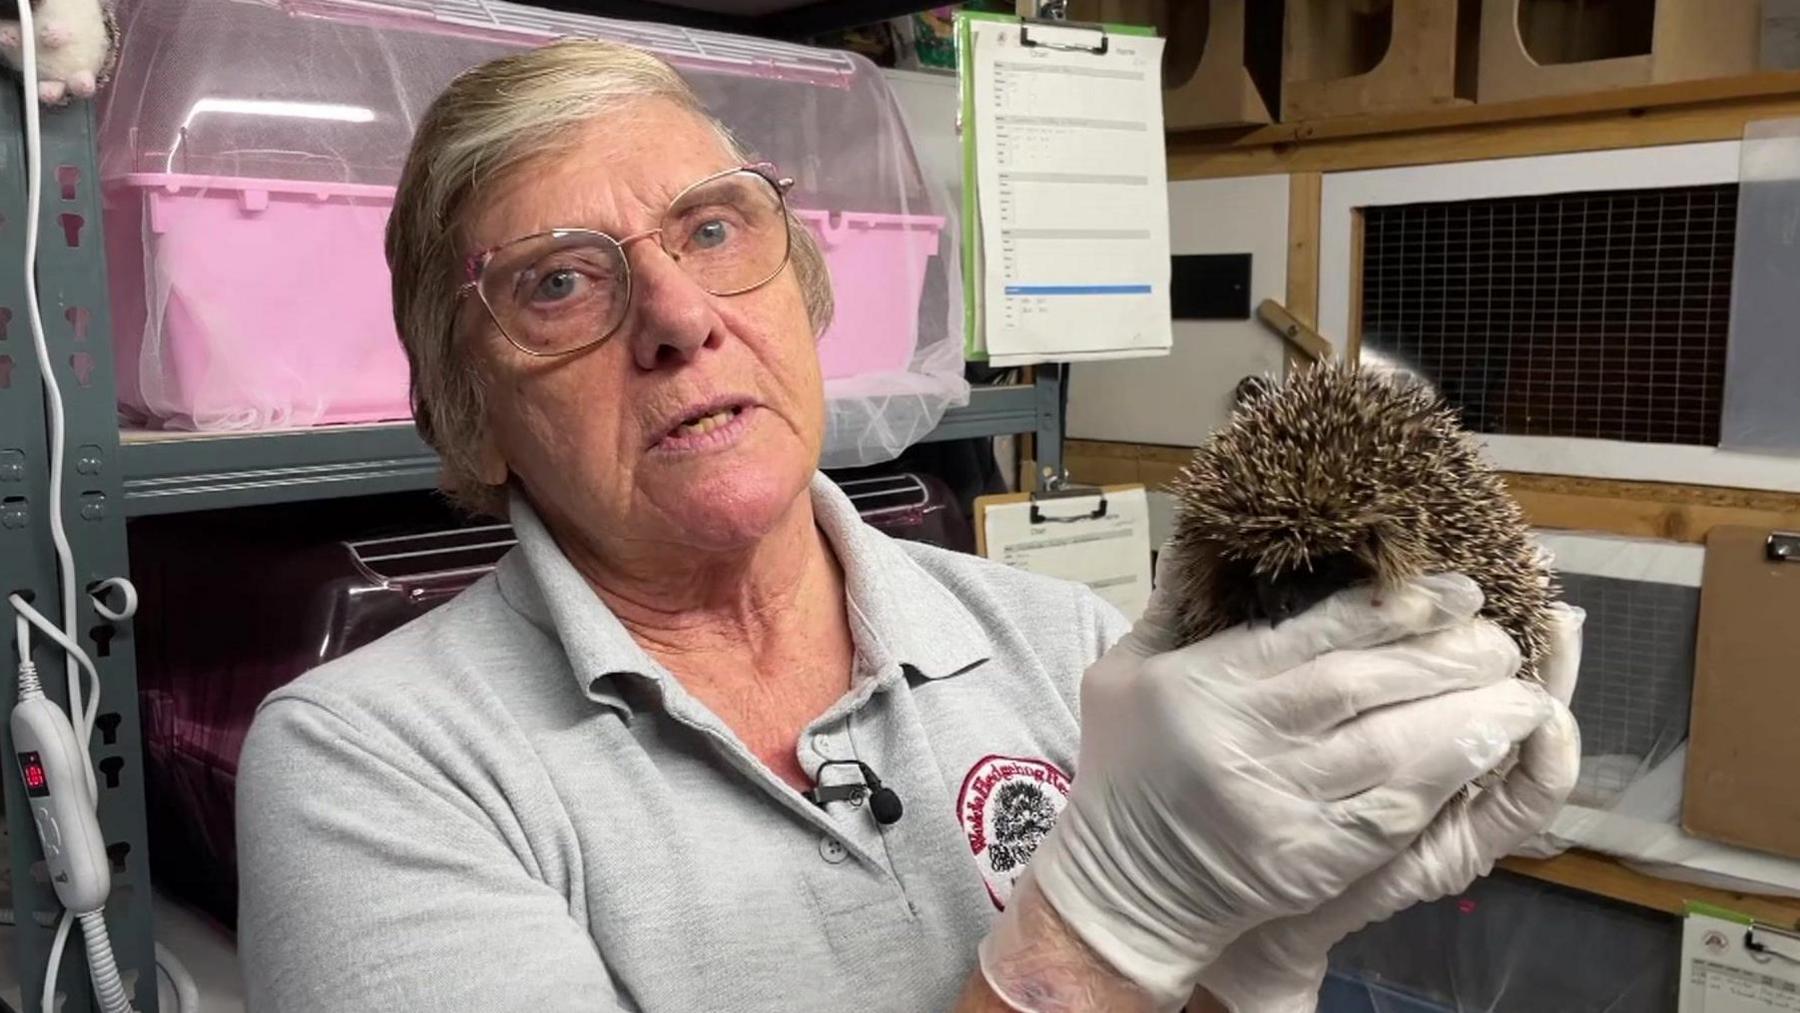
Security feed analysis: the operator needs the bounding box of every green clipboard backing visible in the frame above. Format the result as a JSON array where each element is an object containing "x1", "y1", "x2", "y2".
[
  {"x1": 1686, "y1": 901, "x2": 1757, "y2": 926},
  {"x1": 953, "y1": 10, "x2": 1159, "y2": 361}
]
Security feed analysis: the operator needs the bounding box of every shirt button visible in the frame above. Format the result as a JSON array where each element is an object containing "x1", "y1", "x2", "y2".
[
  {"x1": 819, "y1": 837, "x2": 848, "y2": 864},
  {"x1": 811, "y1": 733, "x2": 833, "y2": 756}
]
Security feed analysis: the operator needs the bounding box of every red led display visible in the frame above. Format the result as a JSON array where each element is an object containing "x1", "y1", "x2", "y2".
[{"x1": 17, "y1": 751, "x2": 49, "y2": 798}]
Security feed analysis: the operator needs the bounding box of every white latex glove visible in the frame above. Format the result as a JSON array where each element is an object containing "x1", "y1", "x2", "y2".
[
  {"x1": 1194, "y1": 603, "x2": 1586, "y2": 1013},
  {"x1": 986, "y1": 556, "x2": 1557, "y2": 1010}
]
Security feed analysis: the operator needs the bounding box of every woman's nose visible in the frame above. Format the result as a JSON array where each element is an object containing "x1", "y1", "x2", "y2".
[{"x1": 623, "y1": 242, "x2": 724, "y2": 371}]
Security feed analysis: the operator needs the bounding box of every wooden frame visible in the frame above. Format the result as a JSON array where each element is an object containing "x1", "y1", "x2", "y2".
[
  {"x1": 1163, "y1": 0, "x2": 1279, "y2": 129},
  {"x1": 1506, "y1": 474, "x2": 1800, "y2": 544},
  {"x1": 1169, "y1": 71, "x2": 1800, "y2": 180},
  {"x1": 1069, "y1": 0, "x2": 1280, "y2": 130},
  {"x1": 1284, "y1": 174, "x2": 1321, "y2": 327},
  {"x1": 1479, "y1": 0, "x2": 1761, "y2": 104},
  {"x1": 1282, "y1": 0, "x2": 1478, "y2": 121}
]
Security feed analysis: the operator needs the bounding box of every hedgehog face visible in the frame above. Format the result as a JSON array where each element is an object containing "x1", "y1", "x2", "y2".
[{"x1": 1244, "y1": 550, "x2": 1372, "y2": 625}]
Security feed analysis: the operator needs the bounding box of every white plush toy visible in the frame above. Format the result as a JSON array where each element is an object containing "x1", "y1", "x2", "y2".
[{"x1": 0, "y1": 0, "x2": 119, "y2": 105}]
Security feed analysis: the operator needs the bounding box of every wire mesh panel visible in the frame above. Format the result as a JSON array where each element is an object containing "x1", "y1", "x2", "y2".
[
  {"x1": 1560, "y1": 572, "x2": 1699, "y2": 800},
  {"x1": 1360, "y1": 183, "x2": 1738, "y2": 446}
]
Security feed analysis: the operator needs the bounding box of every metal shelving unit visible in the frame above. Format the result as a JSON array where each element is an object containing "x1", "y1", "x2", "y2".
[
  {"x1": 117, "y1": 380, "x2": 1062, "y2": 517},
  {"x1": 0, "y1": 13, "x2": 1062, "y2": 1008}
]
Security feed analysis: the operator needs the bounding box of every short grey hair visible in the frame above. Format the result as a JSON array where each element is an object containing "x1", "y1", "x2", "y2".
[{"x1": 385, "y1": 39, "x2": 835, "y2": 517}]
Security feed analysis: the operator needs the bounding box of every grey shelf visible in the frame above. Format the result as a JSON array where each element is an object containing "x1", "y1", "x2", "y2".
[
  {"x1": 545, "y1": 0, "x2": 951, "y2": 39},
  {"x1": 120, "y1": 381, "x2": 1061, "y2": 516},
  {"x1": 119, "y1": 425, "x2": 441, "y2": 516}
]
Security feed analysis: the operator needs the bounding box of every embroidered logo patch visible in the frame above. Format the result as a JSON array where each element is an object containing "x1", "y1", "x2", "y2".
[{"x1": 957, "y1": 754, "x2": 1072, "y2": 910}]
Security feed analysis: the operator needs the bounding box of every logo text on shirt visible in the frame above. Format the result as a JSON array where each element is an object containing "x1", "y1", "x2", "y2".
[{"x1": 956, "y1": 754, "x2": 1071, "y2": 910}]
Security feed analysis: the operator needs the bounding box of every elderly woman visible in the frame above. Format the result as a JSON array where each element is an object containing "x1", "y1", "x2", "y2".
[{"x1": 236, "y1": 40, "x2": 1582, "y2": 1013}]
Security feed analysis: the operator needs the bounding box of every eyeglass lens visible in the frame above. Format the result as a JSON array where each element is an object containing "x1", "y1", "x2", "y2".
[{"x1": 478, "y1": 169, "x2": 790, "y2": 354}]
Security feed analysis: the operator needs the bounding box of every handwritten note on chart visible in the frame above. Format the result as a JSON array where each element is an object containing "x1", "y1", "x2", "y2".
[
  {"x1": 966, "y1": 18, "x2": 1171, "y2": 367},
  {"x1": 978, "y1": 486, "x2": 1152, "y2": 621}
]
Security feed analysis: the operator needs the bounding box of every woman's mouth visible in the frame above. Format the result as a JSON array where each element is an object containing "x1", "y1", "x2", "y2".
[
  {"x1": 653, "y1": 404, "x2": 756, "y2": 453},
  {"x1": 675, "y1": 407, "x2": 739, "y2": 437}
]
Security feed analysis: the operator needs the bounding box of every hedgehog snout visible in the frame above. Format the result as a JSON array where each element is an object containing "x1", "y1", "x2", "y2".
[
  {"x1": 1251, "y1": 571, "x2": 1330, "y2": 625},
  {"x1": 1248, "y1": 552, "x2": 1373, "y2": 626}
]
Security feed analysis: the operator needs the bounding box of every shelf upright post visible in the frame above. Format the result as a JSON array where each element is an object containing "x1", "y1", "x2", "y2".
[
  {"x1": 0, "y1": 82, "x2": 160, "y2": 1013},
  {"x1": 1033, "y1": 366, "x2": 1065, "y2": 490},
  {"x1": 0, "y1": 74, "x2": 86, "y2": 1013}
]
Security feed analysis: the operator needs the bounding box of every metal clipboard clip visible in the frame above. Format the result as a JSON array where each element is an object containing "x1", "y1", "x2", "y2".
[
  {"x1": 1745, "y1": 923, "x2": 1800, "y2": 966},
  {"x1": 1767, "y1": 531, "x2": 1800, "y2": 562},
  {"x1": 1018, "y1": 17, "x2": 1111, "y2": 56},
  {"x1": 1030, "y1": 483, "x2": 1108, "y2": 525}
]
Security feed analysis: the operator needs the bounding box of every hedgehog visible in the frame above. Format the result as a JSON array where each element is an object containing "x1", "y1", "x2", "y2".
[{"x1": 1168, "y1": 362, "x2": 1556, "y2": 682}]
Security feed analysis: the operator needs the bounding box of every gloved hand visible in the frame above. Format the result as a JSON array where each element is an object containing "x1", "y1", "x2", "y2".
[
  {"x1": 1193, "y1": 603, "x2": 1586, "y2": 1013},
  {"x1": 984, "y1": 553, "x2": 1558, "y2": 1011}
]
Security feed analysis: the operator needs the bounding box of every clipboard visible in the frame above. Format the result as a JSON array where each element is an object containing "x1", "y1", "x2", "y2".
[
  {"x1": 974, "y1": 483, "x2": 1152, "y2": 621},
  {"x1": 1680, "y1": 904, "x2": 1800, "y2": 1011},
  {"x1": 1683, "y1": 527, "x2": 1800, "y2": 861},
  {"x1": 953, "y1": 9, "x2": 1165, "y2": 364}
]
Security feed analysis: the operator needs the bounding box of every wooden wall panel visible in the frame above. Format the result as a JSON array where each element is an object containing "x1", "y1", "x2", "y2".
[{"x1": 1505, "y1": 473, "x2": 1800, "y2": 543}]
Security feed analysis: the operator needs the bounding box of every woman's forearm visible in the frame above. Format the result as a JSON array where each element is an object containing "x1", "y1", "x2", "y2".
[{"x1": 953, "y1": 878, "x2": 1156, "y2": 1013}]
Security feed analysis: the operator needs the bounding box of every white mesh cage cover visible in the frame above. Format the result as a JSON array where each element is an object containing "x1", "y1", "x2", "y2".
[{"x1": 98, "y1": 0, "x2": 968, "y2": 466}]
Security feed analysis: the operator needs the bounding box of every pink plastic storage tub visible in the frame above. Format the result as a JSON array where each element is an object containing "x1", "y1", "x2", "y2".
[
  {"x1": 794, "y1": 210, "x2": 944, "y2": 379},
  {"x1": 104, "y1": 174, "x2": 945, "y2": 431},
  {"x1": 105, "y1": 174, "x2": 412, "y2": 431}
]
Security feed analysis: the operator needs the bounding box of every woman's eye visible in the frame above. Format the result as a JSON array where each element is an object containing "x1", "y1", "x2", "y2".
[
  {"x1": 532, "y1": 269, "x2": 576, "y2": 300},
  {"x1": 690, "y1": 219, "x2": 733, "y2": 250},
  {"x1": 531, "y1": 269, "x2": 582, "y2": 304}
]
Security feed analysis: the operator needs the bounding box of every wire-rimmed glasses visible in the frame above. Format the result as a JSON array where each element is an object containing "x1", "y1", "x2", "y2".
[{"x1": 459, "y1": 163, "x2": 796, "y2": 357}]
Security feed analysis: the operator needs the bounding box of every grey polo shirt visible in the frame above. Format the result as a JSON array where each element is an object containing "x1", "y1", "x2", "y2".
[{"x1": 236, "y1": 473, "x2": 1129, "y2": 1012}]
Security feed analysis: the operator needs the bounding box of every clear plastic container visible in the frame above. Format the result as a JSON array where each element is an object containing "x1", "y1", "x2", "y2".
[
  {"x1": 99, "y1": 0, "x2": 967, "y2": 466},
  {"x1": 1327, "y1": 871, "x2": 1680, "y2": 1011},
  {"x1": 130, "y1": 500, "x2": 509, "y2": 927}
]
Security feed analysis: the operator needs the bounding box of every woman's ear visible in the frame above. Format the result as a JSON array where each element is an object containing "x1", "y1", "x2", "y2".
[{"x1": 474, "y1": 429, "x2": 510, "y2": 487}]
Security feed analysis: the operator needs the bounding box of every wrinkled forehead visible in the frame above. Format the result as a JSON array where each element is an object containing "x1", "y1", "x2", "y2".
[{"x1": 463, "y1": 97, "x2": 742, "y2": 252}]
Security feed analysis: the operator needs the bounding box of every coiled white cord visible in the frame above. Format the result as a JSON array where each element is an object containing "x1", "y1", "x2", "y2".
[
  {"x1": 79, "y1": 911, "x2": 131, "y2": 1011},
  {"x1": 0, "y1": 907, "x2": 196, "y2": 1013}
]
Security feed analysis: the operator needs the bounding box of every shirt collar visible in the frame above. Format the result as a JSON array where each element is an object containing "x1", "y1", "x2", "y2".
[{"x1": 495, "y1": 474, "x2": 993, "y2": 716}]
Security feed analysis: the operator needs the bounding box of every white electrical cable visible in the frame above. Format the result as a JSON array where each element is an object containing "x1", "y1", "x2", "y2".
[
  {"x1": 14, "y1": 0, "x2": 88, "y2": 737},
  {"x1": 12, "y1": 6, "x2": 140, "y2": 1012},
  {"x1": 154, "y1": 942, "x2": 199, "y2": 1013},
  {"x1": 43, "y1": 913, "x2": 74, "y2": 1013}
]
